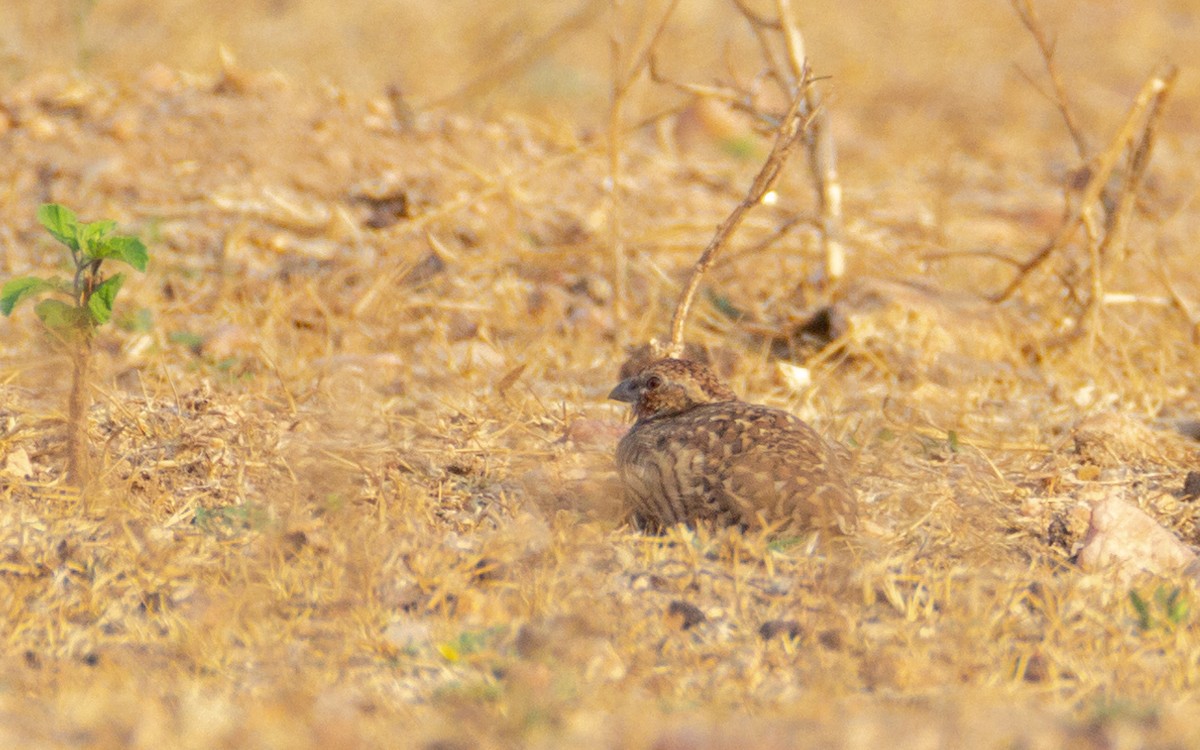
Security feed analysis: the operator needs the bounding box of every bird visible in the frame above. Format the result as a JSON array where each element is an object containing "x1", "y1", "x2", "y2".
[{"x1": 608, "y1": 357, "x2": 857, "y2": 537}]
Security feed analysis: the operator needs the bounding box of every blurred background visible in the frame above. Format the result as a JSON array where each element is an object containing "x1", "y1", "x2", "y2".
[{"x1": 3, "y1": 0, "x2": 1195, "y2": 132}]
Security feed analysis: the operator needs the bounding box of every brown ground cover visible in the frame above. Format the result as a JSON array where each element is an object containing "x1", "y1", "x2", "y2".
[{"x1": 2, "y1": 1, "x2": 1200, "y2": 747}]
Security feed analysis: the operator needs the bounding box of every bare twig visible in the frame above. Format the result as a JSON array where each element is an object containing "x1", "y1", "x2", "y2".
[
  {"x1": 803, "y1": 105, "x2": 844, "y2": 282},
  {"x1": 773, "y1": 0, "x2": 845, "y2": 283},
  {"x1": 1098, "y1": 64, "x2": 1178, "y2": 263},
  {"x1": 729, "y1": 0, "x2": 779, "y2": 29},
  {"x1": 608, "y1": 0, "x2": 628, "y2": 327},
  {"x1": 774, "y1": 0, "x2": 807, "y2": 83},
  {"x1": 1010, "y1": 0, "x2": 1090, "y2": 160},
  {"x1": 717, "y1": 215, "x2": 814, "y2": 267},
  {"x1": 621, "y1": 0, "x2": 684, "y2": 90},
  {"x1": 1152, "y1": 241, "x2": 1200, "y2": 340},
  {"x1": 1080, "y1": 203, "x2": 1104, "y2": 352},
  {"x1": 1077, "y1": 63, "x2": 1178, "y2": 349},
  {"x1": 666, "y1": 90, "x2": 814, "y2": 356},
  {"x1": 652, "y1": 1, "x2": 845, "y2": 292},
  {"x1": 921, "y1": 249, "x2": 1026, "y2": 267},
  {"x1": 990, "y1": 64, "x2": 1177, "y2": 303},
  {"x1": 432, "y1": 0, "x2": 604, "y2": 108},
  {"x1": 768, "y1": 0, "x2": 844, "y2": 285},
  {"x1": 647, "y1": 55, "x2": 783, "y2": 130}
]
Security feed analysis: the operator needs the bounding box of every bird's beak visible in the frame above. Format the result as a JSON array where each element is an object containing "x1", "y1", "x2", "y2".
[{"x1": 608, "y1": 378, "x2": 639, "y2": 403}]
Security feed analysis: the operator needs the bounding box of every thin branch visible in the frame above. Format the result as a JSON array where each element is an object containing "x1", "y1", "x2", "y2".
[
  {"x1": 608, "y1": 0, "x2": 628, "y2": 327},
  {"x1": 619, "y1": 0, "x2": 683, "y2": 96},
  {"x1": 432, "y1": 0, "x2": 604, "y2": 108},
  {"x1": 1010, "y1": 0, "x2": 1089, "y2": 160},
  {"x1": 647, "y1": 54, "x2": 779, "y2": 129},
  {"x1": 729, "y1": 0, "x2": 780, "y2": 29},
  {"x1": 990, "y1": 64, "x2": 1177, "y2": 303},
  {"x1": 921, "y1": 249, "x2": 1027, "y2": 267},
  {"x1": 666, "y1": 90, "x2": 813, "y2": 356},
  {"x1": 1080, "y1": 203, "x2": 1104, "y2": 354},
  {"x1": 775, "y1": 0, "x2": 806, "y2": 85},
  {"x1": 1070, "y1": 63, "x2": 1178, "y2": 347},
  {"x1": 776, "y1": 0, "x2": 845, "y2": 283},
  {"x1": 717, "y1": 214, "x2": 815, "y2": 267},
  {"x1": 1151, "y1": 240, "x2": 1200, "y2": 340},
  {"x1": 1098, "y1": 63, "x2": 1178, "y2": 262}
]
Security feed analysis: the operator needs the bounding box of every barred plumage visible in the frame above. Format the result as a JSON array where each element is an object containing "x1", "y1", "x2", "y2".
[{"x1": 609, "y1": 358, "x2": 857, "y2": 536}]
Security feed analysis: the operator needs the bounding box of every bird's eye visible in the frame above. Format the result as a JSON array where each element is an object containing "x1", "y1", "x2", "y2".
[{"x1": 645, "y1": 375, "x2": 662, "y2": 389}]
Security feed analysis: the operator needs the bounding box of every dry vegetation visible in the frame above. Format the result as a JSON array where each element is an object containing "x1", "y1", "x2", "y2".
[{"x1": 2, "y1": 1, "x2": 1200, "y2": 747}]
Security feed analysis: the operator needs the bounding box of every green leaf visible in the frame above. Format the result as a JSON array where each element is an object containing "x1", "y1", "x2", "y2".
[
  {"x1": 34, "y1": 298, "x2": 88, "y2": 333},
  {"x1": 1170, "y1": 596, "x2": 1190, "y2": 625},
  {"x1": 1164, "y1": 587, "x2": 1189, "y2": 625},
  {"x1": 1, "y1": 276, "x2": 56, "y2": 315},
  {"x1": 77, "y1": 219, "x2": 116, "y2": 256},
  {"x1": 100, "y1": 235, "x2": 148, "y2": 272},
  {"x1": 86, "y1": 273, "x2": 124, "y2": 324},
  {"x1": 37, "y1": 204, "x2": 80, "y2": 252},
  {"x1": 705, "y1": 288, "x2": 744, "y2": 320},
  {"x1": 720, "y1": 135, "x2": 759, "y2": 160},
  {"x1": 767, "y1": 535, "x2": 807, "y2": 553},
  {"x1": 88, "y1": 234, "x2": 148, "y2": 271}
]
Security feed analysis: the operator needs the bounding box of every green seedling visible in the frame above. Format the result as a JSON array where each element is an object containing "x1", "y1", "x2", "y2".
[
  {"x1": 766, "y1": 535, "x2": 808, "y2": 553},
  {"x1": 193, "y1": 503, "x2": 270, "y2": 535},
  {"x1": 1128, "y1": 586, "x2": 1190, "y2": 632},
  {"x1": 1, "y1": 203, "x2": 147, "y2": 484},
  {"x1": 946, "y1": 429, "x2": 960, "y2": 453},
  {"x1": 437, "y1": 626, "x2": 506, "y2": 662}
]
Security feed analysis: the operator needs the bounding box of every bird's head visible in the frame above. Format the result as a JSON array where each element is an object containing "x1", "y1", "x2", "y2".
[{"x1": 608, "y1": 357, "x2": 736, "y2": 421}]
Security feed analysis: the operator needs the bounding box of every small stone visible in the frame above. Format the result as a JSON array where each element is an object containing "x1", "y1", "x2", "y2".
[
  {"x1": 1046, "y1": 515, "x2": 1071, "y2": 551},
  {"x1": 1023, "y1": 651, "x2": 1049, "y2": 683},
  {"x1": 470, "y1": 557, "x2": 505, "y2": 583},
  {"x1": 384, "y1": 619, "x2": 432, "y2": 652},
  {"x1": 816, "y1": 629, "x2": 842, "y2": 649},
  {"x1": 559, "y1": 418, "x2": 626, "y2": 450},
  {"x1": 758, "y1": 620, "x2": 803, "y2": 641},
  {"x1": 666, "y1": 600, "x2": 706, "y2": 631},
  {"x1": 1183, "y1": 471, "x2": 1200, "y2": 499},
  {"x1": 3, "y1": 448, "x2": 33, "y2": 479}
]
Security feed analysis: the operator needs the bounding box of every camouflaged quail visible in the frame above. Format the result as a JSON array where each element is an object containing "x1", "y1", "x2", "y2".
[{"x1": 609, "y1": 358, "x2": 857, "y2": 536}]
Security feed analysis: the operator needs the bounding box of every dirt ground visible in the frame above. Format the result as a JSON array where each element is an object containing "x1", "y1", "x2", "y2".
[{"x1": 3, "y1": 1, "x2": 1200, "y2": 748}]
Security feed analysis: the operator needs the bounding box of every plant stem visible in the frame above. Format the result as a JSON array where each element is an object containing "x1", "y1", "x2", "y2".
[{"x1": 66, "y1": 341, "x2": 91, "y2": 485}]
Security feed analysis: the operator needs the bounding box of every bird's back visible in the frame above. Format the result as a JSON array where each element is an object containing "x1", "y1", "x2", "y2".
[{"x1": 616, "y1": 400, "x2": 857, "y2": 534}]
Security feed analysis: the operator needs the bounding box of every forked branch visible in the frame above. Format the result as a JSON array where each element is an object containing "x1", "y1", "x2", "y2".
[
  {"x1": 665, "y1": 89, "x2": 814, "y2": 357},
  {"x1": 990, "y1": 63, "x2": 1177, "y2": 303},
  {"x1": 1010, "y1": 0, "x2": 1089, "y2": 160}
]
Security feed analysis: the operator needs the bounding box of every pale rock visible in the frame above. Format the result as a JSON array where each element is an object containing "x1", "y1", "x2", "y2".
[
  {"x1": 775, "y1": 361, "x2": 811, "y2": 391},
  {"x1": 3, "y1": 448, "x2": 32, "y2": 479},
  {"x1": 559, "y1": 417, "x2": 626, "y2": 451},
  {"x1": 1076, "y1": 493, "x2": 1197, "y2": 581},
  {"x1": 383, "y1": 619, "x2": 432, "y2": 652}
]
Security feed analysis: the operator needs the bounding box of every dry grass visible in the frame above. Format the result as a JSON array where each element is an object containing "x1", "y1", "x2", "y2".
[{"x1": 2, "y1": 1, "x2": 1200, "y2": 748}]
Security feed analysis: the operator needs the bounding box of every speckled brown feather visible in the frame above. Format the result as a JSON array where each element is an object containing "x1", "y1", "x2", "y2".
[{"x1": 610, "y1": 358, "x2": 857, "y2": 536}]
